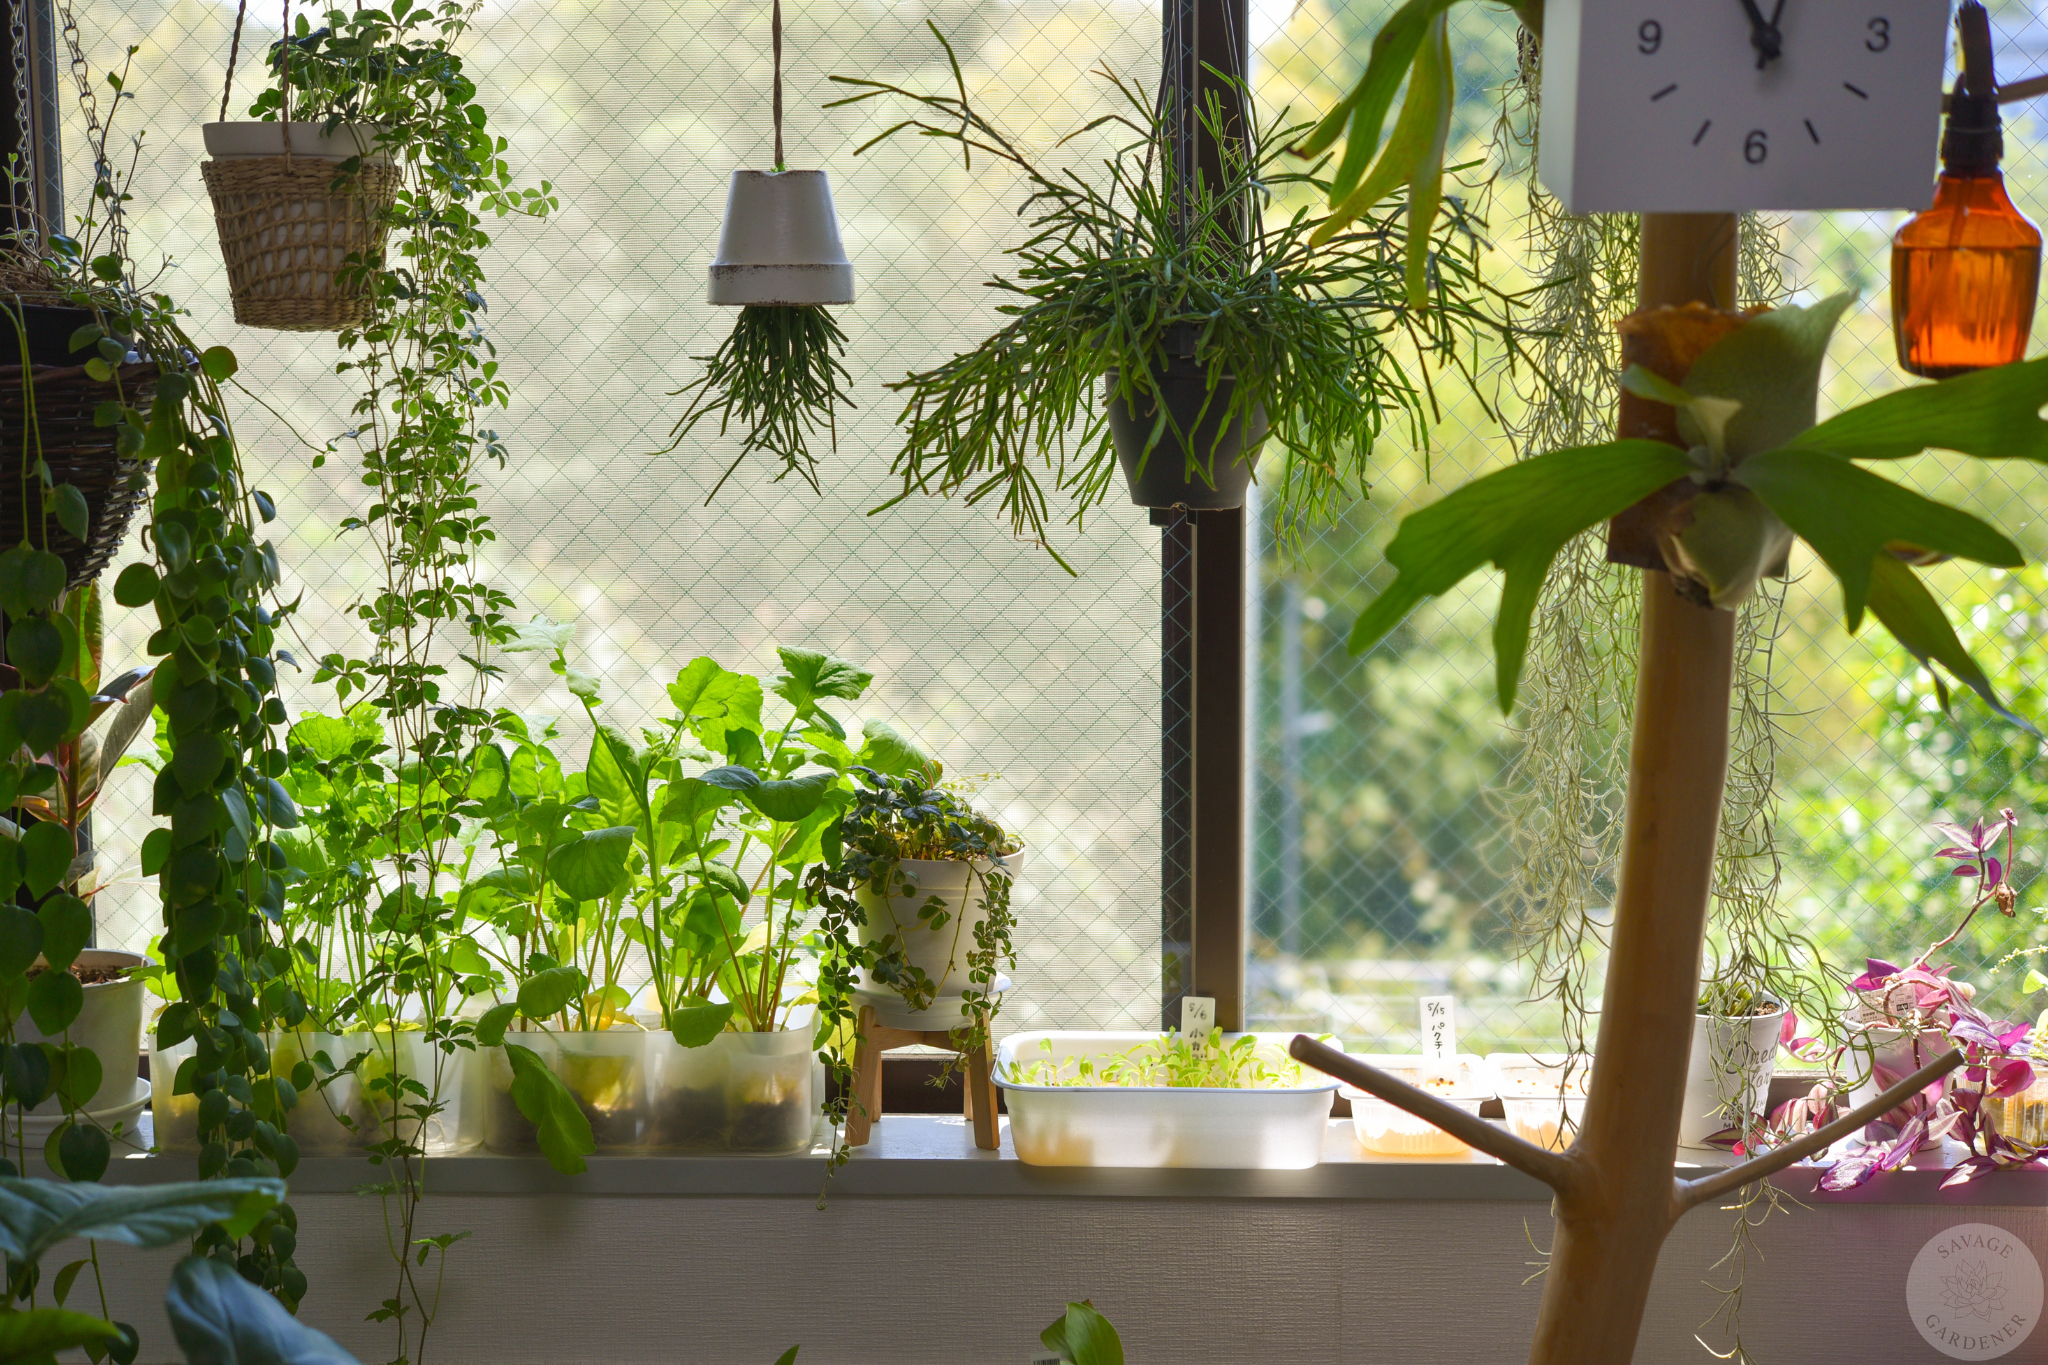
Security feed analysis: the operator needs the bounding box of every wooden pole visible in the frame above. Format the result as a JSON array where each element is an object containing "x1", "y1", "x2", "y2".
[{"x1": 1520, "y1": 211, "x2": 1738, "y2": 1365}]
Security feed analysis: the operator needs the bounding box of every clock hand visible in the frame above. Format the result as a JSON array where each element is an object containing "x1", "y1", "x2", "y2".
[{"x1": 1738, "y1": 0, "x2": 1784, "y2": 68}]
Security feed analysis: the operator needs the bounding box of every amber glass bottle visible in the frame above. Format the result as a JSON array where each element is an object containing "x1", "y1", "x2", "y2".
[{"x1": 1892, "y1": 3, "x2": 2042, "y2": 378}]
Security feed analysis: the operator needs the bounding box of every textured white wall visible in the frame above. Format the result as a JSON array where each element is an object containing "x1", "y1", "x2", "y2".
[{"x1": 78, "y1": 1191, "x2": 2048, "y2": 1364}]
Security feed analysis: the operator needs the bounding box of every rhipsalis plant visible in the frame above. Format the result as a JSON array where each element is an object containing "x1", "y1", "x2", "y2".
[
  {"x1": 828, "y1": 27, "x2": 1528, "y2": 568},
  {"x1": 661, "y1": 305, "x2": 854, "y2": 501},
  {"x1": 256, "y1": 3, "x2": 551, "y2": 1360},
  {"x1": 1350, "y1": 293, "x2": 2048, "y2": 726}
]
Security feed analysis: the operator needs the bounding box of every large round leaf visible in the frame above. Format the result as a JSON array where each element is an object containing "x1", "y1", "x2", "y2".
[
  {"x1": 165, "y1": 1254, "x2": 358, "y2": 1365},
  {"x1": 36, "y1": 894, "x2": 90, "y2": 972},
  {"x1": 545, "y1": 826, "x2": 634, "y2": 901},
  {"x1": 26, "y1": 969, "x2": 82, "y2": 1035},
  {"x1": 0, "y1": 907, "x2": 45, "y2": 978}
]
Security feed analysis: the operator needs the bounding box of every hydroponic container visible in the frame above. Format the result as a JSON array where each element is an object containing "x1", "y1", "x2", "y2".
[{"x1": 1342, "y1": 1054, "x2": 1492, "y2": 1157}]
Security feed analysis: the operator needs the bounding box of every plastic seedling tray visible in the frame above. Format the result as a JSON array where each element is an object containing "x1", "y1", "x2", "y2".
[
  {"x1": 993, "y1": 1031, "x2": 1339, "y2": 1169},
  {"x1": 1342, "y1": 1054, "x2": 1493, "y2": 1157}
]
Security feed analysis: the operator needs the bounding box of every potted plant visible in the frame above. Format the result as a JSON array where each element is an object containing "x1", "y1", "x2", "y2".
[
  {"x1": 661, "y1": 0, "x2": 856, "y2": 500},
  {"x1": 824, "y1": 29, "x2": 1522, "y2": 568},
  {"x1": 200, "y1": 2, "x2": 407, "y2": 331},
  {"x1": 1680, "y1": 978, "x2": 1787, "y2": 1149},
  {"x1": 994, "y1": 1028, "x2": 1339, "y2": 1168},
  {"x1": 812, "y1": 760, "x2": 1020, "y2": 1055}
]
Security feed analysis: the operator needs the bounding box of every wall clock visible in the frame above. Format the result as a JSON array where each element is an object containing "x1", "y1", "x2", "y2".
[{"x1": 1539, "y1": 0, "x2": 1951, "y2": 212}]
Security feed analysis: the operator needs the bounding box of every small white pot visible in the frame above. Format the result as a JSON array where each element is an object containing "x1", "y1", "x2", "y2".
[
  {"x1": 13, "y1": 949, "x2": 147, "y2": 1117},
  {"x1": 1844, "y1": 1022, "x2": 1950, "y2": 1125},
  {"x1": 1679, "y1": 1004, "x2": 1785, "y2": 1148},
  {"x1": 707, "y1": 170, "x2": 855, "y2": 306},
  {"x1": 202, "y1": 121, "x2": 390, "y2": 163},
  {"x1": 855, "y1": 847, "x2": 1023, "y2": 1020}
]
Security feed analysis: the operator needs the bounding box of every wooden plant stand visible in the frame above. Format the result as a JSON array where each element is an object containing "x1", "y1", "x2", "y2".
[{"x1": 844, "y1": 1004, "x2": 1000, "y2": 1151}]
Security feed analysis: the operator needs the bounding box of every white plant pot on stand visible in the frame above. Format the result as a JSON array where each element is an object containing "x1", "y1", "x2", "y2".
[
  {"x1": 1679, "y1": 1002, "x2": 1786, "y2": 1148},
  {"x1": 10, "y1": 949, "x2": 150, "y2": 1150},
  {"x1": 853, "y1": 847, "x2": 1023, "y2": 1030},
  {"x1": 706, "y1": 170, "x2": 856, "y2": 306}
]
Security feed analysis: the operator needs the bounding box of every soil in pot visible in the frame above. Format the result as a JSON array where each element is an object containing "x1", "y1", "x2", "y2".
[
  {"x1": 485, "y1": 1031, "x2": 648, "y2": 1152},
  {"x1": 1104, "y1": 358, "x2": 1268, "y2": 510}
]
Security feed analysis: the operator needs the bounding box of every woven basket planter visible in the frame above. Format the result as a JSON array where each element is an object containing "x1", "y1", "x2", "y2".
[
  {"x1": 201, "y1": 155, "x2": 400, "y2": 332},
  {"x1": 0, "y1": 362, "x2": 159, "y2": 588}
]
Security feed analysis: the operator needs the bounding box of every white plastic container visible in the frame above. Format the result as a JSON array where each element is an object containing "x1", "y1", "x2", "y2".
[
  {"x1": 268, "y1": 1031, "x2": 376, "y2": 1155},
  {"x1": 486, "y1": 1027, "x2": 651, "y2": 1153},
  {"x1": 1342, "y1": 1054, "x2": 1492, "y2": 1157},
  {"x1": 646, "y1": 1028, "x2": 813, "y2": 1153},
  {"x1": 356, "y1": 1032, "x2": 481, "y2": 1155},
  {"x1": 1488, "y1": 1053, "x2": 1591, "y2": 1152},
  {"x1": 993, "y1": 1031, "x2": 1338, "y2": 1169}
]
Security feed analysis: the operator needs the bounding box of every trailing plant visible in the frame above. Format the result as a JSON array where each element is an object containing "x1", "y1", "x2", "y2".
[
  {"x1": 245, "y1": 2, "x2": 552, "y2": 1359},
  {"x1": 1002, "y1": 1030, "x2": 1306, "y2": 1090},
  {"x1": 808, "y1": 761, "x2": 1019, "y2": 1079},
  {"x1": 827, "y1": 29, "x2": 1527, "y2": 568},
  {"x1": 661, "y1": 304, "x2": 854, "y2": 501}
]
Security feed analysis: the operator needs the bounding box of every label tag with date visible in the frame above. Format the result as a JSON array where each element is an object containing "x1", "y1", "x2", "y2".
[
  {"x1": 1180, "y1": 995, "x2": 1216, "y2": 1039},
  {"x1": 1420, "y1": 995, "x2": 1458, "y2": 1079}
]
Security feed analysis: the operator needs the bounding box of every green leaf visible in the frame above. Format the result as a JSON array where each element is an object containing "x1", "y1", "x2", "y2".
[
  {"x1": 249, "y1": 777, "x2": 300, "y2": 829},
  {"x1": 1621, "y1": 365, "x2": 1697, "y2": 410},
  {"x1": 50, "y1": 484, "x2": 89, "y2": 542},
  {"x1": 198, "y1": 346, "x2": 238, "y2": 382},
  {"x1": 856, "y1": 720, "x2": 930, "y2": 778},
  {"x1": 504, "y1": 1043, "x2": 594, "y2": 1175},
  {"x1": 155, "y1": 521, "x2": 191, "y2": 574},
  {"x1": 0, "y1": 908, "x2": 46, "y2": 982},
  {"x1": 1735, "y1": 448, "x2": 2022, "y2": 628},
  {"x1": 53, "y1": 1045, "x2": 103, "y2": 1112},
  {"x1": 1681, "y1": 293, "x2": 1856, "y2": 461},
  {"x1": 698, "y1": 765, "x2": 761, "y2": 795},
  {"x1": 773, "y1": 648, "x2": 872, "y2": 716},
  {"x1": 1295, "y1": 0, "x2": 1456, "y2": 165},
  {"x1": 8, "y1": 618, "x2": 64, "y2": 687},
  {"x1": 0, "y1": 1177, "x2": 284, "y2": 1264},
  {"x1": 26, "y1": 970, "x2": 81, "y2": 1034},
  {"x1": 1347, "y1": 440, "x2": 1695, "y2": 711},
  {"x1": 165, "y1": 1254, "x2": 357, "y2": 1365},
  {"x1": 585, "y1": 725, "x2": 647, "y2": 830},
  {"x1": 1314, "y1": 7, "x2": 1450, "y2": 250},
  {"x1": 515, "y1": 965, "x2": 586, "y2": 1021},
  {"x1": 57, "y1": 1120, "x2": 109, "y2": 1182},
  {"x1": 16, "y1": 690, "x2": 70, "y2": 755},
  {"x1": 19, "y1": 551, "x2": 64, "y2": 613},
  {"x1": 474, "y1": 1001, "x2": 517, "y2": 1048},
  {"x1": 747, "y1": 772, "x2": 833, "y2": 824},
  {"x1": 170, "y1": 733, "x2": 228, "y2": 797},
  {"x1": 1863, "y1": 552, "x2": 2031, "y2": 729},
  {"x1": 0, "y1": 1307, "x2": 123, "y2": 1359},
  {"x1": 21, "y1": 823, "x2": 76, "y2": 899},
  {"x1": 1040, "y1": 1301, "x2": 1124, "y2": 1365},
  {"x1": 772, "y1": 1350, "x2": 800, "y2": 1365},
  {"x1": 694, "y1": 861, "x2": 751, "y2": 907},
  {"x1": 668, "y1": 999, "x2": 735, "y2": 1048},
  {"x1": 1788, "y1": 352, "x2": 2048, "y2": 464},
  {"x1": 546, "y1": 825, "x2": 635, "y2": 901},
  {"x1": 36, "y1": 894, "x2": 90, "y2": 971},
  {"x1": 287, "y1": 713, "x2": 357, "y2": 763}
]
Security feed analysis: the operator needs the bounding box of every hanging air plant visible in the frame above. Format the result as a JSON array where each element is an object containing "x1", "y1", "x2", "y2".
[{"x1": 661, "y1": 0, "x2": 856, "y2": 500}]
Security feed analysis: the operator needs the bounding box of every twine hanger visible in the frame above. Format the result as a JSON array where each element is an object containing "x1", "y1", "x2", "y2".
[
  {"x1": 771, "y1": 0, "x2": 783, "y2": 171},
  {"x1": 219, "y1": 0, "x2": 294, "y2": 160}
]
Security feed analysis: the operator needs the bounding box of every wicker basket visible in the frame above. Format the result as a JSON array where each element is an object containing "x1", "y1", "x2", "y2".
[
  {"x1": 201, "y1": 156, "x2": 400, "y2": 332},
  {"x1": 0, "y1": 362, "x2": 160, "y2": 588}
]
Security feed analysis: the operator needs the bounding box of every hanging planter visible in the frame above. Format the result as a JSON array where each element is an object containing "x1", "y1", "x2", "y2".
[
  {"x1": 1104, "y1": 357, "x2": 1268, "y2": 510},
  {"x1": 0, "y1": 288, "x2": 156, "y2": 589},
  {"x1": 199, "y1": 0, "x2": 400, "y2": 332},
  {"x1": 661, "y1": 0, "x2": 856, "y2": 498}
]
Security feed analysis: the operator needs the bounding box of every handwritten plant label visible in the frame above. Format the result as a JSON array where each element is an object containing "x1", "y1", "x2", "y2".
[
  {"x1": 1180, "y1": 995, "x2": 1216, "y2": 1039},
  {"x1": 1907, "y1": 1222, "x2": 2043, "y2": 1359},
  {"x1": 1420, "y1": 995, "x2": 1457, "y2": 1079}
]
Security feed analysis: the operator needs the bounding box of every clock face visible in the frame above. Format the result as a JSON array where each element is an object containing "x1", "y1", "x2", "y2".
[{"x1": 1538, "y1": 0, "x2": 1950, "y2": 213}]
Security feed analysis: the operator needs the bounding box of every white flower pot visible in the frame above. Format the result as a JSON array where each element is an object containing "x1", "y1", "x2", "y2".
[
  {"x1": 855, "y1": 847, "x2": 1023, "y2": 1024},
  {"x1": 706, "y1": 170, "x2": 855, "y2": 306},
  {"x1": 13, "y1": 949, "x2": 146, "y2": 1117},
  {"x1": 1679, "y1": 1004, "x2": 1785, "y2": 1148},
  {"x1": 1844, "y1": 1022, "x2": 1949, "y2": 1126},
  {"x1": 202, "y1": 121, "x2": 390, "y2": 163},
  {"x1": 646, "y1": 1028, "x2": 813, "y2": 1153}
]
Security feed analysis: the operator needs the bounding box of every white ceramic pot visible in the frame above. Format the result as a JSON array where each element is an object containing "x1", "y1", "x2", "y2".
[
  {"x1": 706, "y1": 169, "x2": 855, "y2": 306},
  {"x1": 646, "y1": 1028, "x2": 813, "y2": 1153},
  {"x1": 13, "y1": 949, "x2": 146, "y2": 1116},
  {"x1": 1679, "y1": 1004, "x2": 1785, "y2": 1147},
  {"x1": 855, "y1": 847, "x2": 1024, "y2": 1022},
  {"x1": 1844, "y1": 1022, "x2": 1950, "y2": 1126},
  {"x1": 202, "y1": 121, "x2": 390, "y2": 163}
]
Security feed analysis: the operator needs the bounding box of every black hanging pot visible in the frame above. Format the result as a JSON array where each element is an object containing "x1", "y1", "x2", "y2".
[
  {"x1": 1104, "y1": 355, "x2": 1268, "y2": 511},
  {"x1": 0, "y1": 304, "x2": 157, "y2": 589}
]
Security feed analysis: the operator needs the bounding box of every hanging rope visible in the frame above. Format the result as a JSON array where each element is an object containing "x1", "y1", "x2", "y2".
[
  {"x1": 771, "y1": 0, "x2": 783, "y2": 170},
  {"x1": 218, "y1": 0, "x2": 248, "y2": 122}
]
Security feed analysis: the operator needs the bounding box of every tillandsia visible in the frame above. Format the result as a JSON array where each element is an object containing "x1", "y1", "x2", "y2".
[
  {"x1": 660, "y1": 304, "x2": 856, "y2": 501},
  {"x1": 1002, "y1": 1031, "x2": 1307, "y2": 1090},
  {"x1": 826, "y1": 26, "x2": 1530, "y2": 570}
]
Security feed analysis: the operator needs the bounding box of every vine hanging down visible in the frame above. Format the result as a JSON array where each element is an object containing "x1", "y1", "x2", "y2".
[{"x1": 662, "y1": 303, "x2": 855, "y2": 500}]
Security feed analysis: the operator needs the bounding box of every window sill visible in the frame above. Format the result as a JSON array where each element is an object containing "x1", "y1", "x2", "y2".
[{"x1": 97, "y1": 1117, "x2": 2039, "y2": 1205}]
